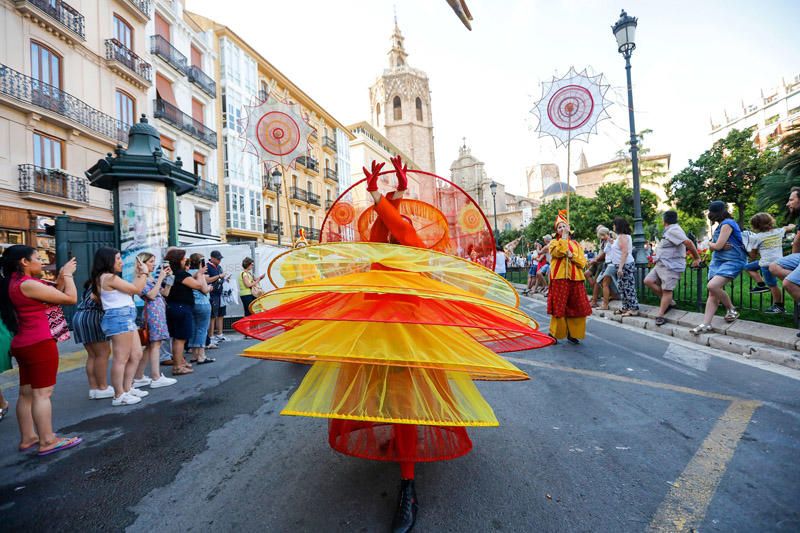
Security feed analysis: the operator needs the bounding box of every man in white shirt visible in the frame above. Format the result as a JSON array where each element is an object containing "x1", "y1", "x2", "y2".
[{"x1": 494, "y1": 247, "x2": 507, "y2": 278}]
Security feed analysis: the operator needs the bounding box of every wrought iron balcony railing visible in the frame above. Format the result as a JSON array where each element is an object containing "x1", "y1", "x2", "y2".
[
  {"x1": 295, "y1": 226, "x2": 320, "y2": 241},
  {"x1": 325, "y1": 199, "x2": 334, "y2": 210},
  {"x1": 150, "y1": 34, "x2": 187, "y2": 75},
  {"x1": 0, "y1": 64, "x2": 129, "y2": 143},
  {"x1": 153, "y1": 98, "x2": 216, "y2": 147},
  {"x1": 16, "y1": 0, "x2": 85, "y2": 40},
  {"x1": 323, "y1": 135, "x2": 337, "y2": 151},
  {"x1": 310, "y1": 129, "x2": 318, "y2": 139},
  {"x1": 264, "y1": 219, "x2": 283, "y2": 234},
  {"x1": 191, "y1": 179, "x2": 218, "y2": 201},
  {"x1": 105, "y1": 39, "x2": 152, "y2": 83},
  {"x1": 188, "y1": 65, "x2": 216, "y2": 98},
  {"x1": 18, "y1": 164, "x2": 89, "y2": 204},
  {"x1": 263, "y1": 174, "x2": 281, "y2": 192},
  {"x1": 307, "y1": 191, "x2": 321, "y2": 206},
  {"x1": 289, "y1": 186, "x2": 308, "y2": 202},
  {"x1": 324, "y1": 168, "x2": 338, "y2": 182},
  {"x1": 296, "y1": 155, "x2": 318, "y2": 172},
  {"x1": 128, "y1": 0, "x2": 151, "y2": 18}
]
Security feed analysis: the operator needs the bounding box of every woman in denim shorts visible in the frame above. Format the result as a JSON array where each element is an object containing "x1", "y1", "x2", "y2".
[
  {"x1": 93, "y1": 247, "x2": 150, "y2": 406},
  {"x1": 188, "y1": 253, "x2": 214, "y2": 365}
]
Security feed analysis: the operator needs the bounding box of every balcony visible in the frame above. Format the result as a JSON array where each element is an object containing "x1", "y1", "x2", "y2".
[
  {"x1": 0, "y1": 64, "x2": 129, "y2": 144},
  {"x1": 289, "y1": 186, "x2": 308, "y2": 203},
  {"x1": 105, "y1": 39, "x2": 152, "y2": 88},
  {"x1": 307, "y1": 191, "x2": 321, "y2": 206},
  {"x1": 15, "y1": 0, "x2": 85, "y2": 42},
  {"x1": 188, "y1": 65, "x2": 216, "y2": 98},
  {"x1": 191, "y1": 179, "x2": 218, "y2": 202},
  {"x1": 322, "y1": 135, "x2": 337, "y2": 152},
  {"x1": 264, "y1": 219, "x2": 283, "y2": 235},
  {"x1": 150, "y1": 35, "x2": 187, "y2": 75},
  {"x1": 325, "y1": 199, "x2": 334, "y2": 210},
  {"x1": 115, "y1": 0, "x2": 151, "y2": 22},
  {"x1": 324, "y1": 168, "x2": 338, "y2": 182},
  {"x1": 310, "y1": 129, "x2": 318, "y2": 140},
  {"x1": 296, "y1": 226, "x2": 320, "y2": 241},
  {"x1": 18, "y1": 164, "x2": 89, "y2": 206},
  {"x1": 153, "y1": 98, "x2": 216, "y2": 147},
  {"x1": 296, "y1": 155, "x2": 318, "y2": 173},
  {"x1": 262, "y1": 174, "x2": 280, "y2": 193}
]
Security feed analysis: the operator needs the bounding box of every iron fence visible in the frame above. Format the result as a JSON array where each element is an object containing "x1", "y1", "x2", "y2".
[
  {"x1": 187, "y1": 65, "x2": 216, "y2": 98},
  {"x1": 18, "y1": 164, "x2": 89, "y2": 203},
  {"x1": 22, "y1": 0, "x2": 85, "y2": 39},
  {"x1": 153, "y1": 98, "x2": 216, "y2": 147},
  {"x1": 150, "y1": 34, "x2": 187, "y2": 75},
  {"x1": 105, "y1": 39, "x2": 152, "y2": 82}
]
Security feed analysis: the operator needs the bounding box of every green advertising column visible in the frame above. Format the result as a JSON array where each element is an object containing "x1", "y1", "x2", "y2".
[{"x1": 167, "y1": 187, "x2": 179, "y2": 247}]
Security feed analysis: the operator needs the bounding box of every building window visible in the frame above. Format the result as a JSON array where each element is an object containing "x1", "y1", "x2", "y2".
[
  {"x1": 292, "y1": 175, "x2": 298, "y2": 188},
  {"x1": 308, "y1": 216, "x2": 315, "y2": 230},
  {"x1": 789, "y1": 106, "x2": 800, "y2": 117},
  {"x1": 265, "y1": 205, "x2": 273, "y2": 224},
  {"x1": 113, "y1": 14, "x2": 133, "y2": 48},
  {"x1": 193, "y1": 152, "x2": 206, "y2": 179},
  {"x1": 190, "y1": 45, "x2": 202, "y2": 69},
  {"x1": 116, "y1": 90, "x2": 135, "y2": 126},
  {"x1": 416, "y1": 97, "x2": 423, "y2": 121},
  {"x1": 294, "y1": 212, "x2": 300, "y2": 230},
  {"x1": 393, "y1": 96, "x2": 402, "y2": 120},
  {"x1": 306, "y1": 180, "x2": 313, "y2": 193},
  {"x1": 192, "y1": 98, "x2": 204, "y2": 124},
  {"x1": 33, "y1": 132, "x2": 63, "y2": 169},
  {"x1": 31, "y1": 41, "x2": 61, "y2": 89},
  {"x1": 765, "y1": 114, "x2": 780, "y2": 126},
  {"x1": 155, "y1": 12, "x2": 170, "y2": 40},
  {"x1": 375, "y1": 103, "x2": 381, "y2": 127},
  {"x1": 503, "y1": 221, "x2": 512, "y2": 232},
  {"x1": 195, "y1": 209, "x2": 211, "y2": 235}
]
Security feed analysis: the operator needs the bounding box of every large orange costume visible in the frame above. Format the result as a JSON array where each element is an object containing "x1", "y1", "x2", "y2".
[{"x1": 234, "y1": 159, "x2": 553, "y2": 530}]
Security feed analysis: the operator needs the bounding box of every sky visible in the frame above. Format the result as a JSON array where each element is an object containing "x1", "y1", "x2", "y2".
[{"x1": 187, "y1": 0, "x2": 800, "y2": 196}]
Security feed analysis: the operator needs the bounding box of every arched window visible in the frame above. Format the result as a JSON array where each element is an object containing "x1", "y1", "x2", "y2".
[
  {"x1": 393, "y1": 96, "x2": 402, "y2": 120},
  {"x1": 504, "y1": 221, "x2": 512, "y2": 232},
  {"x1": 415, "y1": 97, "x2": 423, "y2": 121},
  {"x1": 397, "y1": 57, "x2": 404, "y2": 67},
  {"x1": 375, "y1": 103, "x2": 381, "y2": 126}
]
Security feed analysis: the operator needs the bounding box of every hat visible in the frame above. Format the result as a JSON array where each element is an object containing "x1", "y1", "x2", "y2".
[
  {"x1": 708, "y1": 201, "x2": 726, "y2": 214},
  {"x1": 210, "y1": 250, "x2": 223, "y2": 260},
  {"x1": 553, "y1": 209, "x2": 569, "y2": 231}
]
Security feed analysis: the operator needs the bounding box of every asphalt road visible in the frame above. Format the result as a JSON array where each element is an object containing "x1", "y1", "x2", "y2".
[{"x1": 1, "y1": 297, "x2": 799, "y2": 532}]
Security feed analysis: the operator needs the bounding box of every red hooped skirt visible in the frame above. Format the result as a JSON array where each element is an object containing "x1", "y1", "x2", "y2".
[{"x1": 547, "y1": 279, "x2": 592, "y2": 318}]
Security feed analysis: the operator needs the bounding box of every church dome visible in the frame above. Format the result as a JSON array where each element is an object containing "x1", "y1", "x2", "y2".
[{"x1": 542, "y1": 181, "x2": 575, "y2": 197}]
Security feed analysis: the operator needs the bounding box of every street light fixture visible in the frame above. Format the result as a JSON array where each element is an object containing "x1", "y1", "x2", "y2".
[
  {"x1": 489, "y1": 180, "x2": 499, "y2": 242},
  {"x1": 271, "y1": 167, "x2": 283, "y2": 245},
  {"x1": 612, "y1": 9, "x2": 647, "y2": 267}
]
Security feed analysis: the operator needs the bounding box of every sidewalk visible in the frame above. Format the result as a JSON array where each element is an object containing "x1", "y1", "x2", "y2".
[{"x1": 515, "y1": 284, "x2": 800, "y2": 370}]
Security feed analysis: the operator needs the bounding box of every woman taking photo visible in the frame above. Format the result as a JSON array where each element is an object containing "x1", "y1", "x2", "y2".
[
  {"x1": 164, "y1": 248, "x2": 209, "y2": 375},
  {"x1": 132, "y1": 253, "x2": 177, "y2": 389},
  {"x1": 238, "y1": 257, "x2": 264, "y2": 316},
  {"x1": 93, "y1": 248, "x2": 149, "y2": 406},
  {"x1": 72, "y1": 278, "x2": 112, "y2": 400},
  {"x1": 0, "y1": 245, "x2": 81, "y2": 455},
  {"x1": 188, "y1": 253, "x2": 213, "y2": 365},
  {"x1": 611, "y1": 217, "x2": 640, "y2": 316}
]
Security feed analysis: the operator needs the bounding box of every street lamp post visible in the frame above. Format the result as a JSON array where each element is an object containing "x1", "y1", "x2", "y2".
[
  {"x1": 490, "y1": 180, "x2": 499, "y2": 242},
  {"x1": 271, "y1": 167, "x2": 283, "y2": 246},
  {"x1": 612, "y1": 9, "x2": 648, "y2": 267}
]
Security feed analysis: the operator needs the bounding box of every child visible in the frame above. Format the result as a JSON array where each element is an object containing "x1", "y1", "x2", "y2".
[{"x1": 744, "y1": 212, "x2": 795, "y2": 314}]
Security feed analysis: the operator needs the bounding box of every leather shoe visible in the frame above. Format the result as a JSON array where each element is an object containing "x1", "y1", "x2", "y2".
[{"x1": 391, "y1": 479, "x2": 418, "y2": 532}]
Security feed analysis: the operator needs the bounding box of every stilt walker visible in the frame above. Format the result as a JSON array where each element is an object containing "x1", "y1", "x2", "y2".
[{"x1": 234, "y1": 157, "x2": 554, "y2": 531}]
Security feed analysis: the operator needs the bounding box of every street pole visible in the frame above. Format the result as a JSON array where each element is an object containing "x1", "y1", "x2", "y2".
[
  {"x1": 276, "y1": 182, "x2": 282, "y2": 246},
  {"x1": 624, "y1": 53, "x2": 647, "y2": 266},
  {"x1": 491, "y1": 189, "x2": 499, "y2": 242}
]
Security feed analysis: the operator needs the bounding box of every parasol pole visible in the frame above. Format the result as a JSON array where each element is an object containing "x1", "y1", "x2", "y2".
[{"x1": 565, "y1": 112, "x2": 573, "y2": 226}]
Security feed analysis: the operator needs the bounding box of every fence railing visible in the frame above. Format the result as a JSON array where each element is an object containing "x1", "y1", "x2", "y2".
[
  {"x1": 0, "y1": 64, "x2": 129, "y2": 143},
  {"x1": 18, "y1": 164, "x2": 89, "y2": 204},
  {"x1": 324, "y1": 168, "x2": 338, "y2": 182},
  {"x1": 295, "y1": 226, "x2": 320, "y2": 241},
  {"x1": 323, "y1": 135, "x2": 337, "y2": 151},
  {"x1": 187, "y1": 65, "x2": 216, "y2": 98},
  {"x1": 153, "y1": 98, "x2": 216, "y2": 147},
  {"x1": 297, "y1": 155, "x2": 318, "y2": 172},
  {"x1": 105, "y1": 39, "x2": 152, "y2": 82},
  {"x1": 150, "y1": 34, "x2": 187, "y2": 74},
  {"x1": 191, "y1": 179, "x2": 218, "y2": 201},
  {"x1": 20, "y1": 0, "x2": 85, "y2": 39}
]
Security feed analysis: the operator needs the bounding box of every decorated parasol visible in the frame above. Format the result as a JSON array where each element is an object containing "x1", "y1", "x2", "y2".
[{"x1": 531, "y1": 67, "x2": 610, "y2": 221}]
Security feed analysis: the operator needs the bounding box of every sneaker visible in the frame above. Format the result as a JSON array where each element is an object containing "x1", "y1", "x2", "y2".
[
  {"x1": 150, "y1": 375, "x2": 178, "y2": 388},
  {"x1": 133, "y1": 376, "x2": 152, "y2": 388},
  {"x1": 112, "y1": 392, "x2": 141, "y2": 406},
  {"x1": 749, "y1": 284, "x2": 770, "y2": 294},
  {"x1": 127, "y1": 387, "x2": 149, "y2": 398},
  {"x1": 764, "y1": 304, "x2": 785, "y2": 314},
  {"x1": 93, "y1": 386, "x2": 115, "y2": 400},
  {"x1": 214, "y1": 334, "x2": 229, "y2": 342}
]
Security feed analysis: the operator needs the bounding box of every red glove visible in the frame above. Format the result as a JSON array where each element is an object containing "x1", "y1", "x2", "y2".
[
  {"x1": 363, "y1": 160, "x2": 385, "y2": 191},
  {"x1": 390, "y1": 155, "x2": 408, "y2": 191}
]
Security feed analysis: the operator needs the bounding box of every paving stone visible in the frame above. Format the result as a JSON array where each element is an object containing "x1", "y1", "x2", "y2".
[
  {"x1": 621, "y1": 316, "x2": 650, "y2": 329},
  {"x1": 750, "y1": 346, "x2": 800, "y2": 369},
  {"x1": 708, "y1": 335, "x2": 757, "y2": 355},
  {"x1": 672, "y1": 327, "x2": 713, "y2": 346},
  {"x1": 726, "y1": 321, "x2": 799, "y2": 351}
]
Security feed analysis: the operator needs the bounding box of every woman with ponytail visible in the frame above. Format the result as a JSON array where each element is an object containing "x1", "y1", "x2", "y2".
[{"x1": 0, "y1": 245, "x2": 81, "y2": 456}]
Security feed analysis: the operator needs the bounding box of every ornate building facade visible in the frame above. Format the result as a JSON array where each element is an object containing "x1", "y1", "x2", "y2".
[{"x1": 369, "y1": 21, "x2": 436, "y2": 174}]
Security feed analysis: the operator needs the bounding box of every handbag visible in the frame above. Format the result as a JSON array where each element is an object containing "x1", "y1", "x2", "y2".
[
  {"x1": 244, "y1": 271, "x2": 264, "y2": 298},
  {"x1": 46, "y1": 304, "x2": 70, "y2": 343},
  {"x1": 138, "y1": 306, "x2": 150, "y2": 346}
]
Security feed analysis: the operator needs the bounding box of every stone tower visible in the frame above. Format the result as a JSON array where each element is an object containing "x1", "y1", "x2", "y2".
[{"x1": 369, "y1": 20, "x2": 436, "y2": 172}]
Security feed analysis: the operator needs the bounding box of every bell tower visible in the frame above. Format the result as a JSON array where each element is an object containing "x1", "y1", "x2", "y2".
[{"x1": 369, "y1": 19, "x2": 436, "y2": 172}]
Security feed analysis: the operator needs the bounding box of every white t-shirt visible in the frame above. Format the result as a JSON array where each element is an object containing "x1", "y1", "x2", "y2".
[
  {"x1": 746, "y1": 227, "x2": 785, "y2": 267},
  {"x1": 495, "y1": 251, "x2": 507, "y2": 274},
  {"x1": 608, "y1": 234, "x2": 634, "y2": 265}
]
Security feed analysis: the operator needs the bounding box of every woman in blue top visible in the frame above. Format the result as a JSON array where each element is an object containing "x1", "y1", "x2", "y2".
[{"x1": 691, "y1": 201, "x2": 746, "y2": 334}]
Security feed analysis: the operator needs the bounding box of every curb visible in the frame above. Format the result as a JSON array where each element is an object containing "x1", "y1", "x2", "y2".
[{"x1": 515, "y1": 285, "x2": 800, "y2": 371}]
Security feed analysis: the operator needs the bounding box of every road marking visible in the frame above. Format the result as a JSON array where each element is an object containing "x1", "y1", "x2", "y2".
[
  {"x1": 648, "y1": 400, "x2": 761, "y2": 532},
  {"x1": 0, "y1": 350, "x2": 87, "y2": 391},
  {"x1": 663, "y1": 344, "x2": 711, "y2": 372},
  {"x1": 583, "y1": 331, "x2": 699, "y2": 378},
  {"x1": 506, "y1": 357, "x2": 740, "y2": 402}
]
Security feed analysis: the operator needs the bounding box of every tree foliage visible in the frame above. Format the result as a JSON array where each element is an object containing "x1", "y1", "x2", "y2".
[
  {"x1": 667, "y1": 128, "x2": 779, "y2": 225},
  {"x1": 756, "y1": 123, "x2": 800, "y2": 218},
  {"x1": 607, "y1": 129, "x2": 668, "y2": 185},
  {"x1": 586, "y1": 182, "x2": 658, "y2": 231}
]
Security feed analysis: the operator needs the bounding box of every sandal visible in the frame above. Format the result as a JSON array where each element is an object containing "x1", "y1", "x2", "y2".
[
  {"x1": 196, "y1": 358, "x2": 216, "y2": 365},
  {"x1": 0, "y1": 403, "x2": 9, "y2": 422},
  {"x1": 690, "y1": 324, "x2": 713, "y2": 335},
  {"x1": 172, "y1": 366, "x2": 194, "y2": 376},
  {"x1": 724, "y1": 308, "x2": 739, "y2": 323},
  {"x1": 613, "y1": 309, "x2": 625, "y2": 315},
  {"x1": 37, "y1": 436, "x2": 82, "y2": 457},
  {"x1": 654, "y1": 316, "x2": 666, "y2": 326},
  {"x1": 621, "y1": 310, "x2": 639, "y2": 317},
  {"x1": 19, "y1": 440, "x2": 39, "y2": 452}
]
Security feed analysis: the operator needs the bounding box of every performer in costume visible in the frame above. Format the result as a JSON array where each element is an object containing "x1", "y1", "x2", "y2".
[
  {"x1": 546, "y1": 210, "x2": 592, "y2": 344},
  {"x1": 234, "y1": 157, "x2": 554, "y2": 532}
]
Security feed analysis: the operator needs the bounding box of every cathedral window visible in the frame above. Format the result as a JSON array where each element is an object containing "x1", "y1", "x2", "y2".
[
  {"x1": 376, "y1": 103, "x2": 381, "y2": 126},
  {"x1": 393, "y1": 96, "x2": 402, "y2": 120},
  {"x1": 415, "y1": 97, "x2": 423, "y2": 121}
]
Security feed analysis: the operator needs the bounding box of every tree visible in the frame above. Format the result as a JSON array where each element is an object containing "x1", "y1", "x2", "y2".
[
  {"x1": 757, "y1": 123, "x2": 800, "y2": 217},
  {"x1": 586, "y1": 182, "x2": 658, "y2": 230},
  {"x1": 524, "y1": 195, "x2": 595, "y2": 243},
  {"x1": 667, "y1": 128, "x2": 779, "y2": 226},
  {"x1": 607, "y1": 129, "x2": 668, "y2": 185}
]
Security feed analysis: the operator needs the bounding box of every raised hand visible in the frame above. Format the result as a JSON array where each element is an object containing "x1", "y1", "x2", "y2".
[
  {"x1": 390, "y1": 155, "x2": 408, "y2": 191},
  {"x1": 363, "y1": 160, "x2": 386, "y2": 191},
  {"x1": 60, "y1": 257, "x2": 77, "y2": 277}
]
